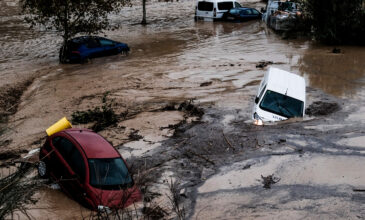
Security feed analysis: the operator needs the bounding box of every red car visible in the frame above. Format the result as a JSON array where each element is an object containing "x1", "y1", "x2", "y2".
[{"x1": 38, "y1": 128, "x2": 142, "y2": 210}]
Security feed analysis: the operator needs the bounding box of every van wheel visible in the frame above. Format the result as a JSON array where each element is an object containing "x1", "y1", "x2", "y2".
[{"x1": 38, "y1": 161, "x2": 48, "y2": 178}]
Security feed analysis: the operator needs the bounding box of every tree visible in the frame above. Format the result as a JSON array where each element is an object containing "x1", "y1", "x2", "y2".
[
  {"x1": 300, "y1": 0, "x2": 365, "y2": 44},
  {"x1": 141, "y1": 0, "x2": 147, "y2": 25},
  {"x1": 20, "y1": 0, "x2": 131, "y2": 44}
]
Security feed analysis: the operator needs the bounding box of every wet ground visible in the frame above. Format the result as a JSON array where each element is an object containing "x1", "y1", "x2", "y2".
[{"x1": 1, "y1": 0, "x2": 365, "y2": 219}]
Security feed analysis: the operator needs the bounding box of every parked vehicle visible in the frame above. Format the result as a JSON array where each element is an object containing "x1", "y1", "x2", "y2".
[
  {"x1": 262, "y1": 0, "x2": 300, "y2": 31},
  {"x1": 252, "y1": 67, "x2": 306, "y2": 124},
  {"x1": 222, "y1": 7, "x2": 262, "y2": 22},
  {"x1": 59, "y1": 36, "x2": 130, "y2": 63},
  {"x1": 38, "y1": 128, "x2": 142, "y2": 210},
  {"x1": 195, "y1": 0, "x2": 242, "y2": 21}
]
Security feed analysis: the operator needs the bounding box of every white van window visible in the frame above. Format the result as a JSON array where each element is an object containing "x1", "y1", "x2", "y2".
[
  {"x1": 218, "y1": 2, "x2": 234, "y2": 10},
  {"x1": 198, "y1": 2, "x2": 214, "y2": 11},
  {"x1": 258, "y1": 85, "x2": 266, "y2": 100},
  {"x1": 259, "y1": 90, "x2": 304, "y2": 118},
  {"x1": 234, "y1": 2, "x2": 242, "y2": 8}
]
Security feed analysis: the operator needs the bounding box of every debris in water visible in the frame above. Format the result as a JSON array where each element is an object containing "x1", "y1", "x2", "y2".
[
  {"x1": 178, "y1": 100, "x2": 204, "y2": 118},
  {"x1": 353, "y1": 188, "x2": 365, "y2": 192},
  {"x1": 261, "y1": 174, "x2": 280, "y2": 189},
  {"x1": 305, "y1": 101, "x2": 340, "y2": 116},
  {"x1": 200, "y1": 81, "x2": 213, "y2": 87},
  {"x1": 49, "y1": 183, "x2": 61, "y2": 190},
  {"x1": 0, "y1": 162, "x2": 40, "y2": 219},
  {"x1": 129, "y1": 129, "x2": 143, "y2": 141},
  {"x1": 256, "y1": 60, "x2": 273, "y2": 69},
  {"x1": 0, "y1": 149, "x2": 25, "y2": 161},
  {"x1": 71, "y1": 103, "x2": 118, "y2": 132},
  {"x1": 332, "y1": 48, "x2": 341, "y2": 53},
  {"x1": 142, "y1": 205, "x2": 168, "y2": 219}
]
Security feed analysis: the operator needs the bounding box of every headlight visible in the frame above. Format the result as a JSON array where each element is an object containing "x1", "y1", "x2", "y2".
[
  {"x1": 253, "y1": 113, "x2": 264, "y2": 126},
  {"x1": 253, "y1": 119, "x2": 263, "y2": 126}
]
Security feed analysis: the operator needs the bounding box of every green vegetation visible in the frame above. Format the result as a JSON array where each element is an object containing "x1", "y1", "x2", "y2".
[
  {"x1": 20, "y1": 0, "x2": 131, "y2": 44},
  {"x1": 71, "y1": 103, "x2": 118, "y2": 132},
  {"x1": 72, "y1": 92, "x2": 118, "y2": 132},
  {"x1": 0, "y1": 163, "x2": 39, "y2": 219},
  {"x1": 300, "y1": 0, "x2": 365, "y2": 44}
]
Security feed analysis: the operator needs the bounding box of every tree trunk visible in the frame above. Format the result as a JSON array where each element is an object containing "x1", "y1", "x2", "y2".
[{"x1": 141, "y1": 0, "x2": 147, "y2": 25}]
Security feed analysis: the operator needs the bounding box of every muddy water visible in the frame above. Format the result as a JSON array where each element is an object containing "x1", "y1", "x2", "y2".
[{"x1": 1, "y1": 0, "x2": 365, "y2": 219}]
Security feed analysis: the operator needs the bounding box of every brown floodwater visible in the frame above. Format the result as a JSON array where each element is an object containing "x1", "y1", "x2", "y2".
[{"x1": 1, "y1": 0, "x2": 365, "y2": 219}]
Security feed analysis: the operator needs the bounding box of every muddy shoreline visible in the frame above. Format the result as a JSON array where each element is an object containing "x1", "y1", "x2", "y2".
[{"x1": 1, "y1": 0, "x2": 365, "y2": 219}]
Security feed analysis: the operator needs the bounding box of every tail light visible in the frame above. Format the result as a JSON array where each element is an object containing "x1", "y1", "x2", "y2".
[
  {"x1": 213, "y1": 8, "x2": 216, "y2": 17},
  {"x1": 71, "y1": 51, "x2": 80, "y2": 54}
]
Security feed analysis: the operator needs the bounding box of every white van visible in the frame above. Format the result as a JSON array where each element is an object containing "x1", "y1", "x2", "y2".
[
  {"x1": 252, "y1": 67, "x2": 306, "y2": 124},
  {"x1": 195, "y1": 0, "x2": 242, "y2": 21}
]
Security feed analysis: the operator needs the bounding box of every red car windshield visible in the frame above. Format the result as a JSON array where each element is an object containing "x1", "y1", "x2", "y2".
[{"x1": 88, "y1": 158, "x2": 133, "y2": 190}]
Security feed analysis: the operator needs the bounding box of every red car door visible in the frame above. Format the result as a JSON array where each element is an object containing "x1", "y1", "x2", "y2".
[{"x1": 51, "y1": 136, "x2": 87, "y2": 205}]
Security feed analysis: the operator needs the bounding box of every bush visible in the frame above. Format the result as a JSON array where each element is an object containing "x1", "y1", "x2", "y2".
[{"x1": 300, "y1": 0, "x2": 365, "y2": 44}]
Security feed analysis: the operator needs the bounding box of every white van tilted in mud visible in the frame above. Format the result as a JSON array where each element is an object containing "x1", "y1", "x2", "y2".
[
  {"x1": 195, "y1": 0, "x2": 242, "y2": 21},
  {"x1": 252, "y1": 67, "x2": 306, "y2": 124}
]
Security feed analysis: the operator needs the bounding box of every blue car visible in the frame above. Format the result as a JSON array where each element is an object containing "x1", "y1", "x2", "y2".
[
  {"x1": 222, "y1": 7, "x2": 262, "y2": 22},
  {"x1": 59, "y1": 36, "x2": 130, "y2": 63}
]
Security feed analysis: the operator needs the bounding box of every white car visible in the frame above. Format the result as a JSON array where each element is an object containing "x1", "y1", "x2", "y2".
[
  {"x1": 252, "y1": 67, "x2": 306, "y2": 125},
  {"x1": 195, "y1": 0, "x2": 242, "y2": 21}
]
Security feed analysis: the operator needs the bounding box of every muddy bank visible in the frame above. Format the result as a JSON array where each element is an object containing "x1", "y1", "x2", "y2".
[
  {"x1": 0, "y1": 0, "x2": 364, "y2": 218},
  {"x1": 135, "y1": 90, "x2": 365, "y2": 219}
]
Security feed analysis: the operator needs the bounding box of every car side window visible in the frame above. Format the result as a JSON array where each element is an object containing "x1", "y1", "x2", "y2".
[
  {"x1": 99, "y1": 39, "x2": 115, "y2": 46},
  {"x1": 52, "y1": 136, "x2": 86, "y2": 181},
  {"x1": 234, "y1": 2, "x2": 241, "y2": 8},
  {"x1": 198, "y1": 1, "x2": 213, "y2": 11},
  {"x1": 52, "y1": 136, "x2": 73, "y2": 161},
  {"x1": 259, "y1": 85, "x2": 267, "y2": 100},
  {"x1": 241, "y1": 9, "x2": 252, "y2": 15},
  {"x1": 230, "y1": 9, "x2": 238, "y2": 14},
  {"x1": 69, "y1": 147, "x2": 86, "y2": 181},
  {"x1": 218, "y1": 2, "x2": 234, "y2": 10},
  {"x1": 251, "y1": 9, "x2": 260, "y2": 15},
  {"x1": 87, "y1": 38, "x2": 101, "y2": 48}
]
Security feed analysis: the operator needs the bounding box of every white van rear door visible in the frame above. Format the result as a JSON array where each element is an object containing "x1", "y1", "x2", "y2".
[{"x1": 196, "y1": 1, "x2": 214, "y2": 19}]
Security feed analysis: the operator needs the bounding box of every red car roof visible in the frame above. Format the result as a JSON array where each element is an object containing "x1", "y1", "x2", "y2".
[{"x1": 63, "y1": 129, "x2": 120, "y2": 159}]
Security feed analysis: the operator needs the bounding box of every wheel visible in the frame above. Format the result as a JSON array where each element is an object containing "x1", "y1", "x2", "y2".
[{"x1": 38, "y1": 161, "x2": 48, "y2": 178}]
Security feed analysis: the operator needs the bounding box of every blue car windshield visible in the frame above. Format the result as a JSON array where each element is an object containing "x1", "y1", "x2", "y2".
[
  {"x1": 89, "y1": 158, "x2": 133, "y2": 190},
  {"x1": 259, "y1": 90, "x2": 304, "y2": 118}
]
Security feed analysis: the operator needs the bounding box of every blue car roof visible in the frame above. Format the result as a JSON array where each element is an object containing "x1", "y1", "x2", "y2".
[
  {"x1": 70, "y1": 36, "x2": 97, "y2": 43},
  {"x1": 236, "y1": 7, "x2": 251, "y2": 10}
]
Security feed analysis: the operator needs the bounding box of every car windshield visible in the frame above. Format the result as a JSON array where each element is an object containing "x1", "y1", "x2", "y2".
[
  {"x1": 89, "y1": 158, "x2": 133, "y2": 190},
  {"x1": 259, "y1": 90, "x2": 304, "y2": 118}
]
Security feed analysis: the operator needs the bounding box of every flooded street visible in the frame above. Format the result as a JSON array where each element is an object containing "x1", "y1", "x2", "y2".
[{"x1": 1, "y1": 0, "x2": 365, "y2": 219}]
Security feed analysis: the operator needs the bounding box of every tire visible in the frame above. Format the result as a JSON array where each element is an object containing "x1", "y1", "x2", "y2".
[{"x1": 38, "y1": 161, "x2": 48, "y2": 178}]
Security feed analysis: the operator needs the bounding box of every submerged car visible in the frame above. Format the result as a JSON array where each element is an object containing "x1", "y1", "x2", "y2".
[
  {"x1": 222, "y1": 7, "x2": 262, "y2": 22},
  {"x1": 252, "y1": 67, "x2": 306, "y2": 124},
  {"x1": 59, "y1": 36, "x2": 130, "y2": 63},
  {"x1": 38, "y1": 128, "x2": 141, "y2": 210},
  {"x1": 195, "y1": 0, "x2": 242, "y2": 21}
]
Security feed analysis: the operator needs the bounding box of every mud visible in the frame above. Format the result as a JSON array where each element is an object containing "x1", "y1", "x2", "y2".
[
  {"x1": 305, "y1": 101, "x2": 340, "y2": 116},
  {"x1": 0, "y1": 0, "x2": 364, "y2": 218}
]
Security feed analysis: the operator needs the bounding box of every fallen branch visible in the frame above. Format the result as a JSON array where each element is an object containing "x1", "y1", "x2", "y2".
[
  {"x1": 353, "y1": 188, "x2": 365, "y2": 192},
  {"x1": 185, "y1": 149, "x2": 215, "y2": 165},
  {"x1": 222, "y1": 132, "x2": 235, "y2": 151}
]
